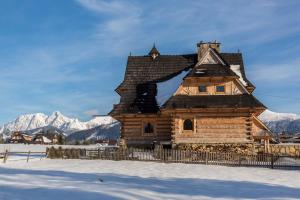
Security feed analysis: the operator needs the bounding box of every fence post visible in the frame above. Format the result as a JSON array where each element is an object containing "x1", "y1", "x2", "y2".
[
  {"x1": 238, "y1": 154, "x2": 241, "y2": 166},
  {"x1": 271, "y1": 154, "x2": 274, "y2": 169},
  {"x1": 205, "y1": 152, "x2": 208, "y2": 165},
  {"x1": 3, "y1": 150, "x2": 8, "y2": 163},
  {"x1": 27, "y1": 151, "x2": 31, "y2": 163}
]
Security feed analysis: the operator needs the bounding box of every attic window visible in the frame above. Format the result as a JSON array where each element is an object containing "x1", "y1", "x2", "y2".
[
  {"x1": 216, "y1": 85, "x2": 225, "y2": 93},
  {"x1": 183, "y1": 119, "x2": 193, "y2": 131},
  {"x1": 198, "y1": 85, "x2": 207, "y2": 93}
]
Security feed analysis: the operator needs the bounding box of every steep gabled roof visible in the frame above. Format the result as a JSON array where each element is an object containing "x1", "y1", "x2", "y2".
[
  {"x1": 162, "y1": 94, "x2": 266, "y2": 110},
  {"x1": 110, "y1": 48, "x2": 256, "y2": 115}
]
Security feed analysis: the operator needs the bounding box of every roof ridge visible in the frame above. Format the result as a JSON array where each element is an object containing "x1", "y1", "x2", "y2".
[
  {"x1": 221, "y1": 52, "x2": 242, "y2": 55},
  {"x1": 128, "y1": 53, "x2": 197, "y2": 58}
]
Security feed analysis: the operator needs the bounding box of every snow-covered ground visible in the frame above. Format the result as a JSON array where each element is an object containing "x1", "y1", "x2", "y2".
[{"x1": 0, "y1": 158, "x2": 300, "y2": 200}]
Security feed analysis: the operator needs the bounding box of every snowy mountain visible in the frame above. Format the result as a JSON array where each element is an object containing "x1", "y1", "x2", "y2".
[
  {"x1": 259, "y1": 110, "x2": 300, "y2": 134},
  {"x1": 66, "y1": 122, "x2": 120, "y2": 143},
  {"x1": 0, "y1": 111, "x2": 118, "y2": 137},
  {"x1": 259, "y1": 110, "x2": 300, "y2": 122}
]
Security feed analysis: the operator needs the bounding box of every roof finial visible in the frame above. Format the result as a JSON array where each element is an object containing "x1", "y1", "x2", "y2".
[
  {"x1": 129, "y1": 52, "x2": 132, "y2": 56},
  {"x1": 237, "y1": 49, "x2": 240, "y2": 53}
]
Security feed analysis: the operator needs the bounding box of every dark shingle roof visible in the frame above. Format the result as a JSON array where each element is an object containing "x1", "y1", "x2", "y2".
[
  {"x1": 110, "y1": 54, "x2": 197, "y2": 115},
  {"x1": 124, "y1": 54, "x2": 197, "y2": 84},
  {"x1": 186, "y1": 64, "x2": 238, "y2": 78},
  {"x1": 162, "y1": 94, "x2": 266, "y2": 109},
  {"x1": 110, "y1": 51, "x2": 256, "y2": 115}
]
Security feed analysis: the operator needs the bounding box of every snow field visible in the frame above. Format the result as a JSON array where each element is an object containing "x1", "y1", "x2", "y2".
[{"x1": 0, "y1": 158, "x2": 300, "y2": 200}]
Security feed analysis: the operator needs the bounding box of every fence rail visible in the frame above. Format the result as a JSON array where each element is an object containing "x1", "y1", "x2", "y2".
[
  {"x1": 47, "y1": 147, "x2": 300, "y2": 169},
  {"x1": 1, "y1": 150, "x2": 47, "y2": 163}
]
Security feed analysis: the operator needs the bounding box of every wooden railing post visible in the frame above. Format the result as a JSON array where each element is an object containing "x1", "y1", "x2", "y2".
[
  {"x1": 205, "y1": 152, "x2": 208, "y2": 165},
  {"x1": 27, "y1": 151, "x2": 31, "y2": 163},
  {"x1": 3, "y1": 150, "x2": 8, "y2": 163}
]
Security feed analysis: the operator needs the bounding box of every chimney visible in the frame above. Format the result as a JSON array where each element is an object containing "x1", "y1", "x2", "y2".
[{"x1": 197, "y1": 41, "x2": 221, "y2": 61}]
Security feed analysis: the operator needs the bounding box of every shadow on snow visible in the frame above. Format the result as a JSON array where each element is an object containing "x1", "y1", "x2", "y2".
[{"x1": 0, "y1": 166, "x2": 299, "y2": 200}]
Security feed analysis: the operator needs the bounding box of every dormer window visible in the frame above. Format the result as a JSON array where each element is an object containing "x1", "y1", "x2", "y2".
[
  {"x1": 216, "y1": 85, "x2": 225, "y2": 93},
  {"x1": 198, "y1": 85, "x2": 207, "y2": 93}
]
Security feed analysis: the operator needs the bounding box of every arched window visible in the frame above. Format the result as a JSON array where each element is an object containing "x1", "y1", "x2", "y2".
[
  {"x1": 144, "y1": 123, "x2": 154, "y2": 134},
  {"x1": 183, "y1": 119, "x2": 193, "y2": 131}
]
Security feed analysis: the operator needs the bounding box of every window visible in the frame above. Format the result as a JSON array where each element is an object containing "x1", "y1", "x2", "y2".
[
  {"x1": 198, "y1": 85, "x2": 207, "y2": 93},
  {"x1": 144, "y1": 123, "x2": 154, "y2": 134},
  {"x1": 216, "y1": 85, "x2": 225, "y2": 93},
  {"x1": 183, "y1": 119, "x2": 193, "y2": 131}
]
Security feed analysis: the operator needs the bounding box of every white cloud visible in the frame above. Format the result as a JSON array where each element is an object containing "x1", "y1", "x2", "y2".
[
  {"x1": 76, "y1": 0, "x2": 140, "y2": 16},
  {"x1": 75, "y1": 0, "x2": 300, "y2": 56},
  {"x1": 83, "y1": 109, "x2": 99, "y2": 117},
  {"x1": 248, "y1": 59, "x2": 300, "y2": 83}
]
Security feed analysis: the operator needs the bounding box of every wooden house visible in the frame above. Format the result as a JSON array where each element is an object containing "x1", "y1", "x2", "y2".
[
  {"x1": 10, "y1": 132, "x2": 33, "y2": 144},
  {"x1": 32, "y1": 134, "x2": 52, "y2": 144},
  {"x1": 110, "y1": 41, "x2": 273, "y2": 151},
  {"x1": 32, "y1": 132, "x2": 64, "y2": 145}
]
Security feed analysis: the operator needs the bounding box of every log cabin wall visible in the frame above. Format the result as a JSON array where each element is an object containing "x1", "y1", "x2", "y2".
[
  {"x1": 171, "y1": 112, "x2": 253, "y2": 144},
  {"x1": 120, "y1": 114, "x2": 172, "y2": 147}
]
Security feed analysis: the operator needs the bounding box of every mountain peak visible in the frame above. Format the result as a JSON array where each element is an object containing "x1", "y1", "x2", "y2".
[{"x1": 53, "y1": 110, "x2": 62, "y2": 115}]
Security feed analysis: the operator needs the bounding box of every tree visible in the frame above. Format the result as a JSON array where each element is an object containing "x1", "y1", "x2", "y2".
[{"x1": 82, "y1": 140, "x2": 90, "y2": 145}]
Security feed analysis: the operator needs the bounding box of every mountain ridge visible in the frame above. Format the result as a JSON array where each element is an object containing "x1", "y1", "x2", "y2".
[{"x1": 0, "y1": 111, "x2": 117, "y2": 137}]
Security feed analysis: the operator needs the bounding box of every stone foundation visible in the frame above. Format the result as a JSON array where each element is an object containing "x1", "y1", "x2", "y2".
[{"x1": 174, "y1": 143, "x2": 255, "y2": 155}]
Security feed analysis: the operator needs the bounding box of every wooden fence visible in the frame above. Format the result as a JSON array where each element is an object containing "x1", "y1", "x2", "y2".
[
  {"x1": 1, "y1": 150, "x2": 46, "y2": 163},
  {"x1": 46, "y1": 147, "x2": 300, "y2": 169}
]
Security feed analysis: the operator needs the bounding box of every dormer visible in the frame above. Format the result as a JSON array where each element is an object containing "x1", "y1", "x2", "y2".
[{"x1": 149, "y1": 44, "x2": 160, "y2": 60}]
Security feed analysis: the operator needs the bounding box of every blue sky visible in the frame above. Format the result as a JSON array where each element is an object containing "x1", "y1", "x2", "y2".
[{"x1": 0, "y1": 0, "x2": 300, "y2": 125}]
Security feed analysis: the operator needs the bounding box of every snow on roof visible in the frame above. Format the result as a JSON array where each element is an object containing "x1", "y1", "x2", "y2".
[
  {"x1": 42, "y1": 136, "x2": 52, "y2": 143},
  {"x1": 156, "y1": 69, "x2": 191, "y2": 106},
  {"x1": 230, "y1": 65, "x2": 248, "y2": 86}
]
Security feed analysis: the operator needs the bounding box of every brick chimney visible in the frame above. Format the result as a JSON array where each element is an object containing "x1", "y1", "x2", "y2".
[{"x1": 197, "y1": 41, "x2": 221, "y2": 61}]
